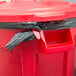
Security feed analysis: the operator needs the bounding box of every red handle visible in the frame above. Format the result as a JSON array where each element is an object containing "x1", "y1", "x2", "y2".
[{"x1": 39, "y1": 30, "x2": 75, "y2": 54}]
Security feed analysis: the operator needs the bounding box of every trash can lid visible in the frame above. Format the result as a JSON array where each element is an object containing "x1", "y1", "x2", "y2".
[{"x1": 0, "y1": 1, "x2": 76, "y2": 22}]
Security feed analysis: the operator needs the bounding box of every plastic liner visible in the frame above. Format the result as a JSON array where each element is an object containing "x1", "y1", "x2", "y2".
[
  {"x1": 39, "y1": 18, "x2": 76, "y2": 30},
  {"x1": 0, "y1": 18, "x2": 76, "y2": 51},
  {"x1": 5, "y1": 31, "x2": 35, "y2": 51}
]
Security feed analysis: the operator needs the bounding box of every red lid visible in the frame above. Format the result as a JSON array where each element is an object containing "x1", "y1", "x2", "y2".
[{"x1": 0, "y1": 1, "x2": 76, "y2": 22}]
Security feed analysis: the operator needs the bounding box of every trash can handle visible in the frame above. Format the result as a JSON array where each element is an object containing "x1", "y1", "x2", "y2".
[{"x1": 39, "y1": 30, "x2": 74, "y2": 53}]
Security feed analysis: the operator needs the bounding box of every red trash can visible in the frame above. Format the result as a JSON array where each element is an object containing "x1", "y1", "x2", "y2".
[{"x1": 0, "y1": 1, "x2": 75, "y2": 76}]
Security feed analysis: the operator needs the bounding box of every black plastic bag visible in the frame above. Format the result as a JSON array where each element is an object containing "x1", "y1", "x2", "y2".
[
  {"x1": 0, "y1": 22, "x2": 40, "y2": 31},
  {"x1": 5, "y1": 31, "x2": 35, "y2": 51},
  {"x1": 40, "y1": 18, "x2": 76, "y2": 30},
  {"x1": 0, "y1": 18, "x2": 76, "y2": 51}
]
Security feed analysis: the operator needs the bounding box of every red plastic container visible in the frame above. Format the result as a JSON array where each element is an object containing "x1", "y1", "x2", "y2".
[
  {"x1": 0, "y1": 29, "x2": 74, "y2": 76},
  {"x1": 0, "y1": 1, "x2": 75, "y2": 76}
]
